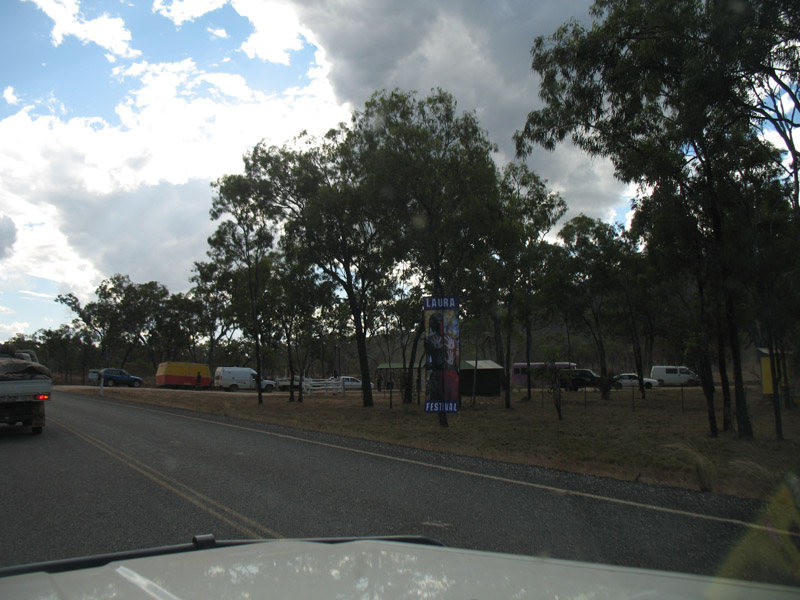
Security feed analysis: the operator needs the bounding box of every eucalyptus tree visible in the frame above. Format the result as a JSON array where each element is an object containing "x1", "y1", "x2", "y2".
[
  {"x1": 208, "y1": 169, "x2": 279, "y2": 405},
  {"x1": 146, "y1": 292, "x2": 203, "y2": 364},
  {"x1": 354, "y1": 89, "x2": 501, "y2": 414},
  {"x1": 724, "y1": 1, "x2": 800, "y2": 214},
  {"x1": 494, "y1": 162, "x2": 566, "y2": 407},
  {"x1": 358, "y1": 89, "x2": 500, "y2": 294},
  {"x1": 278, "y1": 125, "x2": 402, "y2": 408},
  {"x1": 631, "y1": 173, "x2": 731, "y2": 434},
  {"x1": 730, "y1": 134, "x2": 798, "y2": 437},
  {"x1": 34, "y1": 324, "x2": 85, "y2": 382},
  {"x1": 630, "y1": 121, "x2": 793, "y2": 436},
  {"x1": 752, "y1": 196, "x2": 800, "y2": 424},
  {"x1": 557, "y1": 216, "x2": 625, "y2": 399},
  {"x1": 512, "y1": 0, "x2": 800, "y2": 436},
  {"x1": 56, "y1": 291, "x2": 114, "y2": 368},
  {"x1": 56, "y1": 274, "x2": 141, "y2": 368},
  {"x1": 271, "y1": 252, "x2": 335, "y2": 403},
  {"x1": 606, "y1": 233, "x2": 660, "y2": 400},
  {"x1": 190, "y1": 259, "x2": 238, "y2": 364},
  {"x1": 535, "y1": 243, "x2": 580, "y2": 365},
  {"x1": 372, "y1": 277, "x2": 426, "y2": 402},
  {"x1": 120, "y1": 279, "x2": 171, "y2": 371},
  {"x1": 213, "y1": 125, "x2": 400, "y2": 408}
]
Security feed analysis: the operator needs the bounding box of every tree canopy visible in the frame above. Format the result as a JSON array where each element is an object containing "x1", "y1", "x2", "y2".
[
  {"x1": 515, "y1": 0, "x2": 799, "y2": 438},
  {"x1": 34, "y1": 8, "x2": 800, "y2": 440}
]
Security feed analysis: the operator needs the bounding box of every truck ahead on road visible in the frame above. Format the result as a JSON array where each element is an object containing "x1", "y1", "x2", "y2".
[{"x1": 0, "y1": 345, "x2": 53, "y2": 435}]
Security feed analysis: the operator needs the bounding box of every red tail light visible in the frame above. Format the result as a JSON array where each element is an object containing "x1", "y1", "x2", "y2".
[{"x1": 37, "y1": 393, "x2": 50, "y2": 401}]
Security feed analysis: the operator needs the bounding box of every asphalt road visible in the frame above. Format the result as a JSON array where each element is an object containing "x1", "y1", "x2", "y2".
[{"x1": 0, "y1": 389, "x2": 794, "y2": 584}]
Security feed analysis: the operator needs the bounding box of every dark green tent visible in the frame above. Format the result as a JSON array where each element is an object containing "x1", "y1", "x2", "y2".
[
  {"x1": 459, "y1": 360, "x2": 503, "y2": 396},
  {"x1": 376, "y1": 359, "x2": 503, "y2": 397}
]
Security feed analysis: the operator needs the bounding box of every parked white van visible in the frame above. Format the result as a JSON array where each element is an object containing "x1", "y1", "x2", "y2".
[
  {"x1": 214, "y1": 367, "x2": 276, "y2": 392},
  {"x1": 649, "y1": 365, "x2": 700, "y2": 386}
]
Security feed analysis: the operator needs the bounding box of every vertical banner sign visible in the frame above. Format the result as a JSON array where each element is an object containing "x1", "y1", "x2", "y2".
[{"x1": 423, "y1": 296, "x2": 460, "y2": 413}]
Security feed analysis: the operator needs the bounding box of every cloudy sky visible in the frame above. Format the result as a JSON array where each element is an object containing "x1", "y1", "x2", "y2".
[{"x1": 0, "y1": 0, "x2": 629, "y2": 338}]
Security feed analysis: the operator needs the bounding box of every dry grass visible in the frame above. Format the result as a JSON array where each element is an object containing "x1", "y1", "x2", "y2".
[{"x1": 57, "y1": 384, "x2": 800, "y2": 500}]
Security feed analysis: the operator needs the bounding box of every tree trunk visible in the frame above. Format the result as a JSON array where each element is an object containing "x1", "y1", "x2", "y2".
[
  {"x1": 504, "y1": 295, "x2": 513, "y2": 410},
  {"x1": 627, "y1": 309, "x2": 645, "y2": 400},
  {"x1": 553, "y1": 380, "x2": 563, "y2": 421},
  {"x1": 287, "y1": 340, "x2": 296, "y2": 403},
  {"x1": 695, "y1": 352, "x2": 718, "y2": 437},
  {"x1": 403, "y1": 317, "x2": 425, "y2": 404},
  {"x1": 254, "y1": 332, "x2": 263, "y2": 405},
  {"x1": 726, "y1": 295, "x2": 753, "y2": 438},
  {"x1": 717, "y1": 330, "x2": 732, "y2": 432},
  {"x1": 355, "y1": 330, "x2": 373, "y2": 407},
  {"x1": 120, "y1": 343, "x2": 136, "y2": 369},
  {"x1": 80, "y1": 342, "x2": 89, "y2": 385},
  {"x1": 295, "y1": 344, "x2": 309, "y2": 404},
  {"x1": 766, "y1": 340, "x2": 784, "y2": 440},
  {"x1": 524, "y1": 315, "x2": 533, "y2": 401},
  {"x1": 584, "y1": 311, "x2": 609, "y2": 400},
  {"x1": 490, "y1": 312, "x2": 505, "y2": 378},
  {"x1": 780, "y1": 348, "x2": 793, "y2": 410},
  {"x1": 472, "y1": 331, "x2": 480, "y2": 408}
]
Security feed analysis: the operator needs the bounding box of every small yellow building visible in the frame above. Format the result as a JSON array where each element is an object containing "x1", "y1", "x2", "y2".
[{"x1": 757, "y1": 348, "x2": 794, "y2": 399}]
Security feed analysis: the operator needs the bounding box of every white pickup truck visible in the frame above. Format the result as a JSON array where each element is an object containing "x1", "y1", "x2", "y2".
[{"x1": 0, "y1": 346, "x2": 52, "y2": 435}]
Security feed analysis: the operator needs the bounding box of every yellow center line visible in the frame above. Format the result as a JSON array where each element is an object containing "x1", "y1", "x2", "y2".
[
  {"x1": 51, "y1": 416, "x2": 282, "y2": 541},
  {"x1": 73, "y1": 399, "x2": 800, "y2": 540}
]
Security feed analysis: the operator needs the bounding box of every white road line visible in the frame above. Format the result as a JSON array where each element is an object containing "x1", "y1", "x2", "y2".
[
  {"x1": 52, "y1": 416, "x2": 282, "y2": 540},
  {"x1": 78, "y1": 397, "x2": 799, "y2": 539}
]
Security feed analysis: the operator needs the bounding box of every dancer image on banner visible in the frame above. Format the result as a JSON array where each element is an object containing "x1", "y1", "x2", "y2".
[{"x1": 424, "y1": 311, "x2": 460, "y2": 413}]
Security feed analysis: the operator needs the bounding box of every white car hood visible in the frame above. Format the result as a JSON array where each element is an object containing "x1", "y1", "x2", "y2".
[{"x1": 1, "y1": 539, "x2": 796, "y2": 599}]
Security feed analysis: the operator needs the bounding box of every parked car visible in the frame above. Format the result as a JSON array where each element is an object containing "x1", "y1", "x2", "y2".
[
  {"x1": 100, "y1": 368, "x2": 142, "y2": 388},
  {"x1": 613, "y1": 373, "x2": 659, "y2": 389},
  {"x1": 328, "y1": 376, "x2": 368, "y2": 390},
  {"x1": 649, "y1": 365, "x2": 700, "y2": 386},
  {"x1": 561, "y1": 368, "x2": 600, "y2": 391},
  {"x1": 276, "y1": 376, "x2": 310, "y2": 392}
]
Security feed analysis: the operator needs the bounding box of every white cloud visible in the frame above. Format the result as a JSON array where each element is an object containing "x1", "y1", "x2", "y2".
[
  {"x1": 197, "y1": 72, "x2": 254, "y2": 101},
  {"x1": 3, "y1": 87, "x2": 19, "y2": 105},
  {"x1": 104, "y1": 56, "x2": 348, "y2": 187},
  {"x1": 0, "y1": 192, "x2": 100, "y2": 295},
  {"x1": 154, "y1": 0, "x2": 311, "y2": 66},
  {"x1": 20, "y1": 290, "x2": 55, "y2": 299},
  {"x1": 26, "y1": 0, "x2": 141, "y2": 60},
  {"x1": 0, "y1": 215, "x2": 17, "y2": 259},
  {"x1": 235, "y1": 0, "x2": 305, "y2": 65},
  {"x1": 5, "y1": 0, "x2": 627, "y2": 337},
  {"x1": 290, "y1": 0, "x2": 625, "y2": 223},
  {"x1": 0, "y1": 305, "x2": 13, "y2": 315},
  {"x1": 152, "y1": 0, "x2": 228, "y2": 26},
  {"x1": 0, "y1": 321, "x2": 31, "y2": 338},
  {"x1": 0, "y1": 28, "x2": 350, "y2": 306}
]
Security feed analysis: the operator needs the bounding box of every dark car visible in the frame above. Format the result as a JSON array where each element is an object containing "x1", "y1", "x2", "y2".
[
  {"x1": 101, "y1": 368, "x2": 142, "y2": 388},
  {"x1": 561, "y1": 368, "x2": 600, "y2": 391}
]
